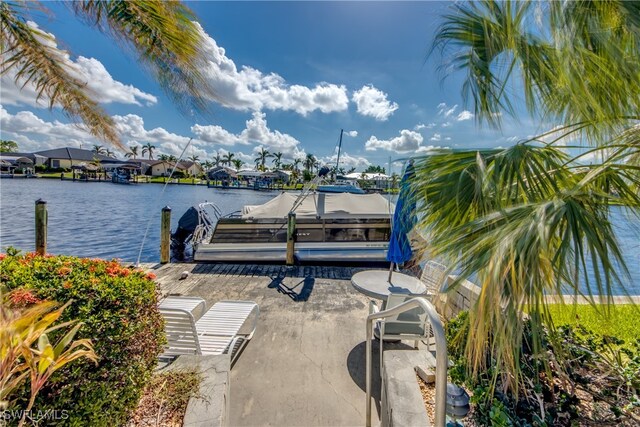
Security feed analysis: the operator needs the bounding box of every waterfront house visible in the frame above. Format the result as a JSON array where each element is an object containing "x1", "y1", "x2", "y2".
[
  {"x1": 0, "y1": 154, "x2": 35, "y2": 174},
  {"x1": 344, "y1": 172, "x2": 390, "y2": 190},
  {"x1": 177, "y1": 160, "x2": 203, "y2": 177},
  {"x1": 262, "y1": 169, "x2": 291, "y2": 184},
  {"x1": 148, "y1": 160, "x2": 186, "y2": 177},
  {"x1": 34, "y1": 147, "x2": 113, "y2": 169},
  {"x1": 0, "y1": 152, "x2": 47, "y2": 166},
  {"x1": 207, "y1": 166, "x2": 238, "y2": 181}
]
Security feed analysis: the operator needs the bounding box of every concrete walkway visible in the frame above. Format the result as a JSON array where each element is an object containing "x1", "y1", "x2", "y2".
[{"x1": 148, "y1": 263, "x2": 383, "y2": 426}]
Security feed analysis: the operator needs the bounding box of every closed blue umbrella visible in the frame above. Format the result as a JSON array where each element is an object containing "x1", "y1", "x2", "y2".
[{"x1": 387, "y1": 160, "x2": 416, "y2": 281}]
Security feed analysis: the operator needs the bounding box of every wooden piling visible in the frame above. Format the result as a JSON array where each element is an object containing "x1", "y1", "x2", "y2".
[
  {"x1": 286, "y1": 212, "x2": 296, "y2": 265},
  {"x1": 160, "y1": 206, "x2": 171, "y2": 264},
  {"x1": 35, "y1": 199, "x2": 47, "y2": 255}
]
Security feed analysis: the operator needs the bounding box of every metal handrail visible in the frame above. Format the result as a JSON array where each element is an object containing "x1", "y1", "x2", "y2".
[{"x1": 366, "y1": 297, "x2": 447, "y2": 427}]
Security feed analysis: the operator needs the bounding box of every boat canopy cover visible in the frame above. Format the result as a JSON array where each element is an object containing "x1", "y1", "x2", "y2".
[{"x1": 242, "y1": 192, "x2": 393, "y2": 219}]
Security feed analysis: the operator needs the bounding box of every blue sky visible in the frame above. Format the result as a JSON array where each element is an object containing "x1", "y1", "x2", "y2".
[{"x1": 0, "y1": 1, "x2": 544, "y2": 173}]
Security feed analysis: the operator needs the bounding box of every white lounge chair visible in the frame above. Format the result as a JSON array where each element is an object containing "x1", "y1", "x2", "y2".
[
  {"x1": 370, "y1": 293, "x2": 432, "y2": 367},
  {"x1": 160, "y1": 295, "x2": 207, "y2": 319},
  {"x1": 160, "y1": 299, "x2": 259, "y2": 365}
]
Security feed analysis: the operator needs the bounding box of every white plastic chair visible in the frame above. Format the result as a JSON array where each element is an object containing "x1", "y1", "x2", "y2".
[
  {"x1": 420, "y1": 260, "x2": 448, "y2": 298},
  {"x1": 160, "y1": 299, "x2": 259, "y2": 365}
]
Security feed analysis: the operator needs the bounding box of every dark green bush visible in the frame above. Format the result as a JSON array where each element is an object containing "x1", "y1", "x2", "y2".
[{"x1": 0, "y1": 252, "x2": 165, "y2": 426}]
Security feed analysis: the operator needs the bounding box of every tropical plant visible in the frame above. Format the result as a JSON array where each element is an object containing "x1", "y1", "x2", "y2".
[
  {"x1": 254, "y1": 147, "x2": 271, "y2": 171},
  {"x1": 212, "y1": 152, "x2": 222, "y2": 167},
  {"x1": 0, "y1": 1, "x2": 218, "y2": 149},
  {"x1": 0, "y1": 140, "x2": 18, "y2": 152},
  {"x1": 291, "y1": 158, "x2": 302, "y2": 172},
  {"x1": 302, "y1": 169, "x2": 313, "y2": 182},
  {"x1": 167, "y1": 154, "x2": 177, "y2": 163},
  {"x1": 232, "y1": 158, "x2": 243, "y2": 170},
  {"x1": 141, "y1": 143, "x2": 156, "y2": 160},
  {"x1": 124, "y1": 145, "x2": 139, "y2": 159},
  {"x1": 364, "y1": 165, "x2": 385, "y2": 174},
  {"x1": 271, "y1": 151, "x2": 283, "y2": 169},
  {"x1": 201, "y1": 160, "x2": 213, "y2": 171},
  {"x1": 1, "y1": 297, "x2": 97, "y2": 427},
  {"x1": 419, "y1": 0, "x2": 640, "y2": 398},
  {"x1": 390, "y1": 172, "x2": 399, "y2": 188},
  {"x1": 105, "y1": 149, "x2": 116, "y2": 158},
  {"x1": 221, "y1": 152, "x2": 235, "y2": 166},
  {"x1": 346, "y1": 166, "x2": 356, "y2": 174},
  {"x1": 158, "y1": 154, "x2": 169, "y2": 161},
  {"x1": 188, "y1": 155, "x2": 200, "y2": 164},
  {"x1": 92, "y1": 144, "x2": 106, "y2": 155},
  {"x1": 0, "y1": 252, "x2": 164, "y2": 426},
  {"x1": 303, "y1": 153, "x2": 316, "y2": 173}
]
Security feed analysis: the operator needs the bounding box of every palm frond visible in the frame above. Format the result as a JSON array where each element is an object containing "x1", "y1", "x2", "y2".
[
  {"x1": 0, "y1": 1, "x2": 121, "y2": 148},
  {"x1": 412, "y1": 142, "x2": 638, "y2": 395},
  {"x1": 71, "y1": 0, "x2": 217, "y2": 117},
  {"x1": 432, "y1": 0, "x2": 640, "y2": 140}
]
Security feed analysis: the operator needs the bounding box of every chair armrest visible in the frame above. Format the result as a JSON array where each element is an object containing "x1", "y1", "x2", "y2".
[{"x1": 369, "y1": 300, "x2": 380, "y2": 315}]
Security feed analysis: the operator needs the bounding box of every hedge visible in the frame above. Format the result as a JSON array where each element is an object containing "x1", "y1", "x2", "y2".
[{"x1": 0, "y1": 252, "x2": 165, "y2": 426}]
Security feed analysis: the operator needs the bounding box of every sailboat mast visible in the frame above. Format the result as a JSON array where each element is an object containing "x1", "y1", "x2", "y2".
[{"x1": 335, "y1": 129, "x2": 343, "y2": 177}]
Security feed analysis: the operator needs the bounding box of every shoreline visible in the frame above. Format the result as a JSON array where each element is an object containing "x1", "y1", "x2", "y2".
[{"x1": 1, "y1": 174, "x2": 396, "y2": 193}]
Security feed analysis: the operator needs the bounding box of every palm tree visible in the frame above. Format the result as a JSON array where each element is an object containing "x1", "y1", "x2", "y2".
[
  {"x1": 292, "y1": 158, "x2": 302, "y2": 172},
  {"x1": 124, "y1": 145, "x2": 139, "y2": 159},
  {"x1": 231, "y1": 159, "x2": 243, "y2": 170},
  {"x1": 158, "y1": 154, "x2": 169, "y2": 161},
  {"x1": 221, "y1": 152, "x2": 235, "y2": 166},
  {"x1": 105, "y1": 149, "x2": 116, "y2": 158},
  {"x1": 271, "y1": 151, "x2": 283, "y2": 169},
  {"x1": 167, "y1": 155, "x2": 177, "y2": 163},
  {"x1": 254, "y1": 147, "x2": 271, "y2": 171},
  {"x1": 201, "y1": 160, "x2": 213, "y2": 171},
  {"x1": 212, "y1": 152, "x2": 222, "y2": 167},
  {"x1": 0, "y1": 1, "x2": 218, "y2": 150},
  {"x1": 303, "y1": 154, "x2": 316, "y2": 173},
  {"x1": 419, "y1": 0, "x2": 640, "y2": 397},
  {"x1": 141, "y1": 143, "x2": 156, "y2": 160},
  {"x1": 188, "y1": 155, "x2": 200, "y2": 164},
  {"x1": 92, "y1": 144, "x2": 105, "y2": 155}
]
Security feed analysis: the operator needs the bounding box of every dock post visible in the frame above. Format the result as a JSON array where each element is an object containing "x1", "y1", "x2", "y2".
[
  {"x1": 160, "y1": 206, "x2": 171, "y2": 264},
  {"x1": 35, "y1": 199, "x2": 47, "y2": 255},
  {"x1": 286, "y1": 212, "x2": 296, "y2": 265}
]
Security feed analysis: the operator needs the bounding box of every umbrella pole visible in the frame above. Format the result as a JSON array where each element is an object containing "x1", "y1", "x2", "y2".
[{"x1": 387, "y1": 262, "x2": 394, "y2": 282}]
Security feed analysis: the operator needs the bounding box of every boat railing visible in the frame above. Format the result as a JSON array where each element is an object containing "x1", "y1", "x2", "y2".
[{"x1": 191, "y1": 202, "x2": 223, "y2": 247}]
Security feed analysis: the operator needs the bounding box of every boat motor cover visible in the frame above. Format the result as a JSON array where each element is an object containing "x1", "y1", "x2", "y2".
[
  {"x1": 242, "y1": 192, "x2": 394, "y2": 219},
  {"x1": 172, "y1": 206, "x2": 200, "y2": 245}
]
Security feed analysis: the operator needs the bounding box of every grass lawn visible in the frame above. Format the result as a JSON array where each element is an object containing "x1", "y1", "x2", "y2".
[{"x1": 547, "y1": 303, "x2": 640, "y2": 346}]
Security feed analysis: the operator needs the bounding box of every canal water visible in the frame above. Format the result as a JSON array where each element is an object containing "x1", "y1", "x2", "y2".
[{"x1": 1, "y1": 179, "x2": 638, "y2": 294}]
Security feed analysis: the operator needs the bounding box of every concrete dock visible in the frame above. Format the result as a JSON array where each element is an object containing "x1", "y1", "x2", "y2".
[{"x1": 144, "y1": 262, "x2": 387, "y2": 426}]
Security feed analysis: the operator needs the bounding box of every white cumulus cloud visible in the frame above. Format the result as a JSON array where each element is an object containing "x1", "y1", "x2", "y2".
[
  {"x1": 196, "y1": 23, "x2": 349, "y2": 116},
  {"x1": 321, "y1": 150, "x2": 370, "y2": 169},
  {"x1": 352, "y1": 85, "x2": 399, "y2": 121},
  {"x1": 456, "y1": 110, "x2": 474, "y2": 121},
  {"x1": 1, "y1": 22, "x2": 157, "y2": 108},
  {"x1": 365, "y1": 129, "x2": 423, "y2": 153},
  {"x1": 345, "y1": 130, "x2": 358, "y2": 137},
  {"x1": 1, "y1": 106, "x2": 304, "y2": 159}
]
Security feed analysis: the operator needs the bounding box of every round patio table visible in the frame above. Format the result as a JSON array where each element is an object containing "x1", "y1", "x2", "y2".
[{"x1": 351, "y1": 269, "x2": 426, "y2": 301}]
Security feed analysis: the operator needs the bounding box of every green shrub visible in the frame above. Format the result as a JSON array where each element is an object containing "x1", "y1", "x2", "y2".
[
  {"x1": 0, "y1": 252, "x2": 165, "y2": 426},
  {"x1": 446, "y1": 310, "x2": 639, "y2": 426}
]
